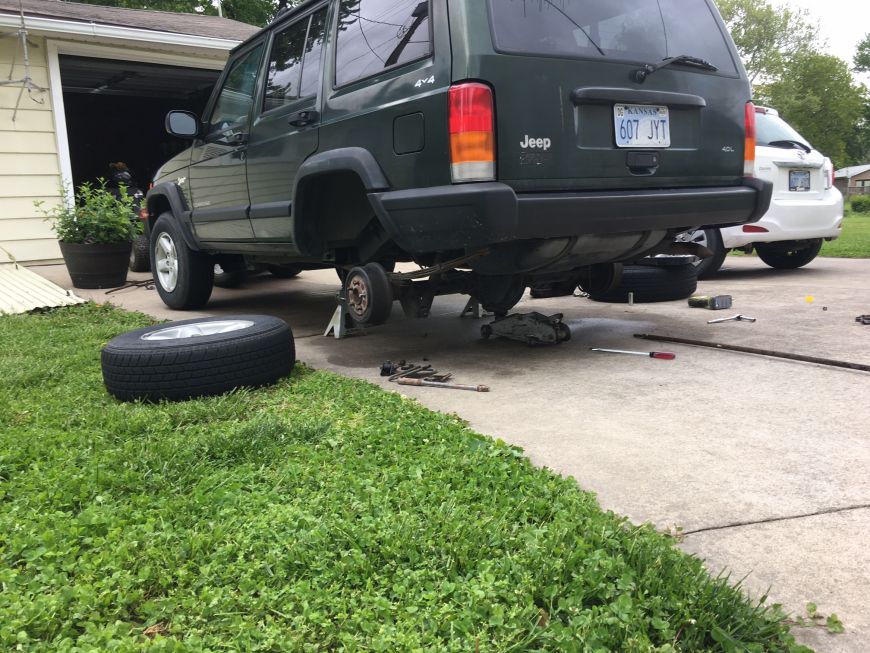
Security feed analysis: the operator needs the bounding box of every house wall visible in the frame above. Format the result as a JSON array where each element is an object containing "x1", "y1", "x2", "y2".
[
  {"x1": 849, "y1": 170, "x2": 870, "y2": 195},
  {"x1": 0, "y1": 34, "x2": 63, "y2": 263}
]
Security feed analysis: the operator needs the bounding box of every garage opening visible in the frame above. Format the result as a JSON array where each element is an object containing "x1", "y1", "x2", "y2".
[{"x1": 59, "y1": 55, "x2": 221, "y2": 190}]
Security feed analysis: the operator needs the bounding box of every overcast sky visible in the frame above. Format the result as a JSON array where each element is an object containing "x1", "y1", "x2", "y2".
[{"x1": 777, "y1": 0, "x2": 869, "y2": 80}]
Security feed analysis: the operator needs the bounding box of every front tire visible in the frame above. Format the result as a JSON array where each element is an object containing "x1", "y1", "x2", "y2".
[
  {"x1": 267, "y1": 264, "x2": 302, "y2": 279},
  {"x1": 151, "y1": 213, "x2": 214, "y2": 310},
  {"x1": 756, "y1": 239, "x2": 823, "y2": 269},
  {"x1": 213, "y1": 255, "x2": 247, "y2": 288}
]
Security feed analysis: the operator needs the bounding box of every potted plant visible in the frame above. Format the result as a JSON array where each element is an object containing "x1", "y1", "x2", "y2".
[{"x1": 38, "y1": 181, "x2": 141, "y2": 289}]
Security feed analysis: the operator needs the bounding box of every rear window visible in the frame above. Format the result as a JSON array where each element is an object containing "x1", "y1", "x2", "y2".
[
  {"x1": 487, "y1": 0, "x2": 737, "y2": 76},
  {"x1": 756, "y1": 112, "x2": 811, "y2": 149}
]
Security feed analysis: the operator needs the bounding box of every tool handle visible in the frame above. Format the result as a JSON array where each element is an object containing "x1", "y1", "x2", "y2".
[
  {"x1": 397, "y1": 378, "x2": 490, "y2": 392},
  {"x1": 649, "y1": 351, "x2": 676, "y2": 360}
]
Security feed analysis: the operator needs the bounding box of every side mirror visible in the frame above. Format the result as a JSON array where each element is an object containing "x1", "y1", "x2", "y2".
[{"x1": 165, "y1": 111, "x2": 200, "y2": 139}]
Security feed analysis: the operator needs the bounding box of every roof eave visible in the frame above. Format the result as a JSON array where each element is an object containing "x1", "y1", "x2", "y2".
[{"x1": 0, "y1": 13, "x2": 243, "y2": 52}]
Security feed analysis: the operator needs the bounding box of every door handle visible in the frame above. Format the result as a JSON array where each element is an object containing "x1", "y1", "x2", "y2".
[
  {"x1": 289, "y1": 110, "x2": 320, "y2": 127},
  {"x1": 226, "y1": 131, "x2": 248, "y2": 146}
]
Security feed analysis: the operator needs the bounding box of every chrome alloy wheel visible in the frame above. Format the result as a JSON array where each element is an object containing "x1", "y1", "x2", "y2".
[
  {"x1": 677, "y1": 228, "x2": 709, "y2": 249},
  {"x1": 154, "y1": 232, "x2": 179, "y2": 292},
  {"x1": 140, "y1": 319, "x2": 254, "y2": 341},
  {"x1": 676, "y1": 229, "x2": 709, "y2": 268}
]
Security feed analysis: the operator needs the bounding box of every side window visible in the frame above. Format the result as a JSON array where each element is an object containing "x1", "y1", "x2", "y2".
[
  {"x1": 335, "y1": 0, "x2": 431, "y2": 87},
  {"x1": 263, "y1": 8, "x2": 328, "y2": 112},
  {"x1": 263, "y1": 19, "x2": 308, "y2": 112},
  {"x1": 300, "y1": 9, "x2": 328, "y2": 98},
  {"x1": 208, "y1": 43, "x2": 265, "y2": 135}
]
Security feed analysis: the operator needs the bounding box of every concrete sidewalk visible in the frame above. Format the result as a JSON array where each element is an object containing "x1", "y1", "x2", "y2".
[{"x1": 34, "y1": 257, "x2": 870, "y2": 652}]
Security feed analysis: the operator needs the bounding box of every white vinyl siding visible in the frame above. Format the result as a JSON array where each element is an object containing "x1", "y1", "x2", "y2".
[{"x1": 0, "y1": 35, "x2": 63, "y2": 263}]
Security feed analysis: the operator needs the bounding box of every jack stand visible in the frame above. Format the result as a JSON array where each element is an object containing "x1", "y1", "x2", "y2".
[
  {"x1": 460, "y1": 297, "x2": 489, "y2": 319},
  {"x1": 323, "y1": 292, "x2": 359, "y2": 339}
]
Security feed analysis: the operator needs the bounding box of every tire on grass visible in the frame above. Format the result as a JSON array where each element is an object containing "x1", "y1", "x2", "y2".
[
  {"x1": 588, "y1": 261, "x2": 698, "y2": 303},
  {"x1": 101, "y1": 315, "x2": 295, "y2": 402}
]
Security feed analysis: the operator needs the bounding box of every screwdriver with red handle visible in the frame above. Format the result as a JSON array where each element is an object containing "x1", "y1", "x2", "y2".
[{"x1": 590, "y1": 348, "x2": 676, "y2": 360}]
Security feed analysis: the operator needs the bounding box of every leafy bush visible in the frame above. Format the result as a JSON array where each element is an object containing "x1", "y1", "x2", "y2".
[
  {"x1": 850, "y1": 194, "x2": 870, "y2": 213},
  {"x1": 37, "y1": 181, "x2": 140, "y2": 244},
  {"x1": 0, "y1": 305, "x2": 811, "y2": 652}
]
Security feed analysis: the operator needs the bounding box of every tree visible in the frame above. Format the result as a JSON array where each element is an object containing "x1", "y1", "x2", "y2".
[
  {"x1": 715, "y1": 0, "x2": 818, "y2": 83},
  {"x1": 758, "y1": 52, "x2": 867, "y2": 165},
  {"x1": 856, "y1": 33, "x2": 870, "y2": 73}
]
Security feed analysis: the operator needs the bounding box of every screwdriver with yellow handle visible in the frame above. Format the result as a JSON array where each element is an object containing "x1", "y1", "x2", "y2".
[{"x1": 590, "y1": 348, "x2": 676, "y2": 360}]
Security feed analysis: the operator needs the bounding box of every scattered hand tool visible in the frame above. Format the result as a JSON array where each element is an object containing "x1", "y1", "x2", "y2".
[
  {"x1": 379, "y1": 361, "x2": 484, "y2": 391},
  {"x1": 380, "y1": 360, "x2": 405, "y2": 376},
  {"x1": 397, "y1": 378, "x2": 489, "y2": 392},
  {"x1": 688, "y1": 295, "x2": 732, "y2": 310},
  {"x1": 634, "y1": 333, "x2": 870, "y2": 374},
  {"x1": 707, "y1": 314, "x2": 757, "y2": 324},
  {"x1": 388, "y1": 364, "x2": 432, "y2": 382},
  {"x1": 590, "y1": 348, "x2": 676, "y2": 360},
  {"x1": 856, "y1": 315, "x2": 870, "y2": 325}
]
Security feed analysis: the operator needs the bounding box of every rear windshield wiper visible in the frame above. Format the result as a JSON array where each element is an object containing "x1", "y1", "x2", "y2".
[
  {"x1": 633, "y1": 55, "x2": 718, "y2": 83},
  {"x1": 542, "y1": 0, "x2": 606, "y2": 57},
  {"x1": 766, "y1": 139, "x2": 812, "y2": 153}
]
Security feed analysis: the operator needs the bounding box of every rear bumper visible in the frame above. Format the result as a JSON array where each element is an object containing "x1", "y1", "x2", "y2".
[
  {"x1": 370, "y1": 178, "x2": 772, "y2": 253},
  {"x1": 720, "y1": 187, "x2": 844, "y2": 248}
]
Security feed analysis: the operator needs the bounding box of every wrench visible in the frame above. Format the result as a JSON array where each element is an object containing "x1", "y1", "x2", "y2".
[{"x1": 707, "y1": 314, "x2": 757, "y2": 324}]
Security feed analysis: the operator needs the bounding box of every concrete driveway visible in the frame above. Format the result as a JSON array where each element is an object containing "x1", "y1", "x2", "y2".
[{"x1": 35, "y1": 256, "x2": 870, "y2": 652}]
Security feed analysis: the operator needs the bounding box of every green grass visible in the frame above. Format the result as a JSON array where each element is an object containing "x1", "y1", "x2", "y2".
[
  {"x1": 821, "y1": 205, "x2": 870, "y2": 258},
  {"x1": 0, "y1": 304, "x2": 811, "y2": 652}
]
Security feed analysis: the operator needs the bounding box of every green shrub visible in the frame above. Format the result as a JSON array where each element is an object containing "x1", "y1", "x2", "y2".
[
  {"x1": 37, "y1": 181, "x2": 141, "y2": 244},
  {"x1": 850, "y1": 194, "x2": 870, "y2": 213}
]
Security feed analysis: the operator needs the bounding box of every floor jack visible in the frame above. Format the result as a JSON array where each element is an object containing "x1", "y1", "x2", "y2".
[{"x1": 481, "y1": 312, "x2": 572, "y2": 345}]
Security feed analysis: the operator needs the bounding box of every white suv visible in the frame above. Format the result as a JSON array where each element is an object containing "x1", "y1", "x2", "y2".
[{"x1": 681, "y1": 107, "x2": 843, "y2": 278}]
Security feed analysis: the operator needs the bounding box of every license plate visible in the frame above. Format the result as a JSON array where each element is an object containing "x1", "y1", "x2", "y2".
[
  {"x1": 789, "y1": 170, "x2": 811, "y2": 192},
  {"x1": 614, "y1": 104, "x2": 670, "y2": 148}
]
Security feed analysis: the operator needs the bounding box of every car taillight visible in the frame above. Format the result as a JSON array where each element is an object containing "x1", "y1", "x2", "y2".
[
  {"x1": 743, "y1": 225, "x2": 768, "y2": 233},
  {"x1": 449, "y1": 82, "x2": 495, "y2": 183},
  {"x1": 744, "y1": 102, "x2": 756, "y2": 177},
  {"x1": 824, "y1": 158, "x2": 834, "y2": 189}
]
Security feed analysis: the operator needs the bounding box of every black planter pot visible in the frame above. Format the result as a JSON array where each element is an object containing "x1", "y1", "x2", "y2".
[{"x1": 59, "y1": 241, "x2": 132, "y2": 289}]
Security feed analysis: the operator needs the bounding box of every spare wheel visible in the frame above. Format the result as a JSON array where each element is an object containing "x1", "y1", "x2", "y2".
[{"x1": 101, "y1": 315, "x2": 295, "y2": 402}]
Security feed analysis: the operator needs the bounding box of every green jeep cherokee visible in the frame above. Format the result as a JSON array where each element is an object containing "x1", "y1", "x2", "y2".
[{"x1": 147, "y1": 0, "x2": 771, "y2": 324}]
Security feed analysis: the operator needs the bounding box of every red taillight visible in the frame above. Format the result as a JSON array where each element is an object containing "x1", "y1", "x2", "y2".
[
  {"x1": 449, "y1": 82, "x2": 495, "y2": 183},
  {"x1": 743, "y1": 225, "x2": 768, "y2": 233},
  {"x1": 744, "y1": 102, "x2": 756, "y2": 177}
]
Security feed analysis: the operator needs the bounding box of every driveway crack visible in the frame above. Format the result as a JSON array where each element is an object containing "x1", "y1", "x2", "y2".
[{"x1": 681, "y1": 503, "x2": 870, "y2": 537}]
